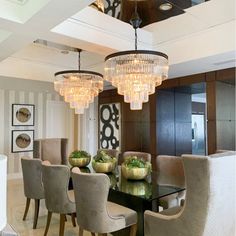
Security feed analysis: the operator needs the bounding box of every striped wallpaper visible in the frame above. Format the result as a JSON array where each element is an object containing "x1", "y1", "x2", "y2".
[{"x1": 0, "y1": 76, "x2": 68, "y2": 178}]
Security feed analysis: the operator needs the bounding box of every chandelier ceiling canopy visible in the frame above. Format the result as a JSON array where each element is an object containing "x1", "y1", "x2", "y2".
[
  {"x1": 54, "y1": 49, "x2": 103, "y2": 114},
  {"x1": 104, "y1": 1, "x2": 169, "y2": 110}
]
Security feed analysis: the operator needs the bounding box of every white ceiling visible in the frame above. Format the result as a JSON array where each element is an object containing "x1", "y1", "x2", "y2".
[{"x1": 0, "y1": 0, "x2": 235, "y2": 86}]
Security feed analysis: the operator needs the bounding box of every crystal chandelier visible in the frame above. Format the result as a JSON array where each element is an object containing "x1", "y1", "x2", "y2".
[
  {"x1": 104, "y1": 2, "x2": 169, "y2": 110},
  {"x1": 54, "y1": 49, "x2": 103, "y2": 114}
]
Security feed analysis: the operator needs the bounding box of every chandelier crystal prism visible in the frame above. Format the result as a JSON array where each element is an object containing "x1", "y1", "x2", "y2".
[
  {"x1": 104, "y1": 2, "x2": 169, "y2": 110},
  {"x1": 54, "y1": 50, "x2": 103, "y2": 114}
]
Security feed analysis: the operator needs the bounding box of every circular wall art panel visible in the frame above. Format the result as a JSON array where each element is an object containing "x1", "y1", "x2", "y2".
[
  {"x1": 12, "y1": 104, "x2": 35, "y2": 126},
  {"x1": 11, "y1": 130, "x2": 34, "y2": 153}
]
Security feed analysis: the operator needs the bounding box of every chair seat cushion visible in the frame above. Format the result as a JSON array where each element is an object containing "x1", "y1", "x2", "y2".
[
  {"x1": 107, "y1": 201, "x2": 137, "y2": 227},
  {"x1": 160, "y1": 206, "x2": 182, "y2": 216}
]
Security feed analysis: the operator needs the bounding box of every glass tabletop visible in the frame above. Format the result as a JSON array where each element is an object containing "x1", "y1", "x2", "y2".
[{"x1": 71, "y1": 165, "x2": 185, "y2": 202}]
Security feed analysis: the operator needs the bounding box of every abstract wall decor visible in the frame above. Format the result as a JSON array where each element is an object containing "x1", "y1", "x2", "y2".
[
  {"x1": 11, "y1": 130, "x2": 34, "y2": 153},
  {"x1": 104, "y1": 0, "x2": 121, "y2": 18},
  {"x1": 12, "y1": 104, "x2": 35, "y2": 126},
  {"x1": 99, "y1": 103, "x2": 121, "y2": 150}
]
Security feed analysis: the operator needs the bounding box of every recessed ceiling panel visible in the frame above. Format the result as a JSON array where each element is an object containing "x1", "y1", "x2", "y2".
[
  {"x1": 0, "y1": 0, "x2": 50, "y2": 23},
  {"x1": 0, "y1": 29, "x2": 12, "y2": 43}
]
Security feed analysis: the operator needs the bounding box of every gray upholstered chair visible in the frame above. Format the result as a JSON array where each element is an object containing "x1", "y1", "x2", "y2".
[
  {"x1": 98, "y1": 149, "x2": 120, "y2": 160},
  {"x1": 71, "y1": 168, "x2": 138, "y2": 236},
  {"x1": 33, "y1": 138, "x2": 68, "y2": 165},
  {"x1": 21, "y1": 157, "x2": 44, "y2": 229},
  {"x1": 156, "y1": 155, "x2": 185, "y2": 209},
  {"x1": 42, "y1": 161, "x2": 76, "y2": 236},
  {"x1": 144, "y1": 152, "x2": 236, "y2": 236},
  {"x1": 122, "y1": 151, "x2": 151, "y2": 163}
]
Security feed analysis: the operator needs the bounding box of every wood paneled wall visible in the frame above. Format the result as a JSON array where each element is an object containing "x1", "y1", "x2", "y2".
[{"x1": 98, "y1": 67, "x2": 235, "y2": 162}]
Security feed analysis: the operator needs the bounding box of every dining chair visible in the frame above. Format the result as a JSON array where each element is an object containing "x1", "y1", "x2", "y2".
[
  {"x1": 21, "y1": 157, "x2": 44, "y2": 229},
  {"x1": 122, "y1": 151, "x2": 151, "y2": 163},
  {"x1": 156, "y1": 155, "x2": 185, "y2": 209},
  {"x1": 71, "y1": 167, "x2": 138, "y2": 236},
  {"x1": 144, "y1": 152, "x2": 236, "y2": 236},
  {"x1": 42, "y1": 161, "x2": 76, "y2": 236},
  {"x1": 33, "y1": 138, "x2": 68, "y2": 165}
]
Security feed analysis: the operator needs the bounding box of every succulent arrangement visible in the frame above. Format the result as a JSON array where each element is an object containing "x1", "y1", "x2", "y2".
[
  {"x1": 93, "y1": 150, "x2": 116, "y2": 163},
  {"x1": 69, "y1": 150, "x2": 91, "y2": 159},
  {"x1": 121, "y1": 156, "x2": 152, "y2": 180},
  {"x1": 92, "y1": 150, "x2": 117, "y2": 173},
  {"x1": 69, "y1": 150, "x2": 91, "y2": 167},
  {"x1": 123, "y1": 156, "x2": 152, "y2": 173}
]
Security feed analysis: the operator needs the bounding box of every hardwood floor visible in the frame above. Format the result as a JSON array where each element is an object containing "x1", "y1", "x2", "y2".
[{"x1": 7, "y1": 179, "x2": 93, "y2": 236}]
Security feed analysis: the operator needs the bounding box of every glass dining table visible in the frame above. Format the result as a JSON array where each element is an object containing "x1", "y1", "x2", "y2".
[{"x1": 69, "y1": 165, "x2": 185, "y2": 236}]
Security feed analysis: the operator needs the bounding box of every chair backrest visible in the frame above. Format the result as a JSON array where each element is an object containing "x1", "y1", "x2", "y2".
[
  {"x1": 33, "y1": 138, "x2": 68, "y2": 165},
  {"x1": 156, "y1": 155, "x2": 185, "y2": 188},
  {"x1": 180, "y1": 152, "x2": 236, "y2": 236},
  {"x1": 98, "y1": 149, "x2": 120, "y2": 159},
  {"x1": 71, "y1": 168, "x2": 125, "y2": 233},
  {"x1": 21, "y1": 157, "x2": 44, "y2": 200},
  {"x1": 41, "y1": 161, "x2": 73, "y2": 214},
  {"x1": 122, "y1": 151, "x2": 151, "y2": 163}
]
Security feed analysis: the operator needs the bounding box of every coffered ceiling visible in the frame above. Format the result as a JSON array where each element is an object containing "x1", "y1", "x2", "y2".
[{"x1": 0, "y1": 0, "x2": 235, "y2": 86}]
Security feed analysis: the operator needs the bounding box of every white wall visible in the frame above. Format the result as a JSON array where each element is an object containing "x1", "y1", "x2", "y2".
[
  {"x1": 0, "y1": 76, "x2": 74, "y2": 179},
  {"x1": 77, "y1": 97, "x2": 98, "y2": 157}
]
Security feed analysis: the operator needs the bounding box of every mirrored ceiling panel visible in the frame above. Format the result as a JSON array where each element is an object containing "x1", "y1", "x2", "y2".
[{"x1": 91, "y1": 0, "x2": 209, "y2": 27}]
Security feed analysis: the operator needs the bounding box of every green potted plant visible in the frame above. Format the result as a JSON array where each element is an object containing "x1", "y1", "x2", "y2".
[
  {"x1": 121, "y1": 156, "x2": 152, "y2": 180},
  {"x1": 69, "y1": 150, "x2": 91, "y2": 167},
  {"x1": 92, "y1": 150, "x2": 117, "y2": 173}
]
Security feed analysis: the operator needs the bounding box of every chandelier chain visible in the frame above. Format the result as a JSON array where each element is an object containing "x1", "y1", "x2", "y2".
[{"x1": 78, "y1": 49, "x2": 81, "y2": 71}]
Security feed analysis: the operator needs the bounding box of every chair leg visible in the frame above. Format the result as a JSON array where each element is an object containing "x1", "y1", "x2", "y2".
[
  {"x1": 44, "y1": 211, "x2": 52, "y2": 236},
  {"x1": 71, "y1": 213, "x2": 76, "y2": 227},
  {"x1": 129, "y1": 224, "x2": 137, "y2": 236},
  {"x1": 91, "y1": 233, "x2": 95, "y2": 236},
  {"x1": 59, "y1": 214, "x2": 66, "y2": 236},
  {"x1": 22, "y1": 198, "x2": 31, "y2": 220},
  {"x1": 33, "y1": 199, "x2": 40, "y2": 229},
  {"x1": 98, "y1": 234, "x2": 107, "y2": 236},
  {"x1": 79, "y1": 227, "x2": 84, "y2": 236}
]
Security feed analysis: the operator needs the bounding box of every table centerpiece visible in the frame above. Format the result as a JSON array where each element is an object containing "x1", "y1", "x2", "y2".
[
  {"x1": 121, "y1": 156, "x2": 152, "y2": 180},
  {"x1": 69, "y1": 150, "x2": 91, "y2": 167},
  {"x1": 92, "y1": 150, "x2": 117, "y2": 173}
]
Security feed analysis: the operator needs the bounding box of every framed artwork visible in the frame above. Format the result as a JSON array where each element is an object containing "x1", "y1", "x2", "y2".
[
  {"x1": 12, "y1": 104, "x2": 35, "y2": 126},
  {"x1": 11, "y1": 130, "x2": 34, "y2": 153},
  {"x1": 99, "y1": 103, "x2": 121, "y2": 151}
]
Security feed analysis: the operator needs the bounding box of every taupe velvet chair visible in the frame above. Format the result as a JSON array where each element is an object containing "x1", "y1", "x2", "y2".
[
  {"x1": 71, "y1": 168, "x2": 138, "y2": 236},
  {"x1": 144, "y1": 152, "x2": 236, "y2": 236},
  {"x1": 33, "y1": 138, "x2": 68, "y2": 165},
  {"x1": 42, "y1": 161, "x2": 76, "y2": 236},
  {"x1": 156, "y1": 155, "x2": 185, "y2": 209},
  {"x1": 122, "y1": 151, "x2": 151, "y2": 163},
  {"x1": 21, "y1": 157, "x2": 44, "y2": 229},
  {"x1": 98, "y1": 149, "x2": 120, "y2": 160}
]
